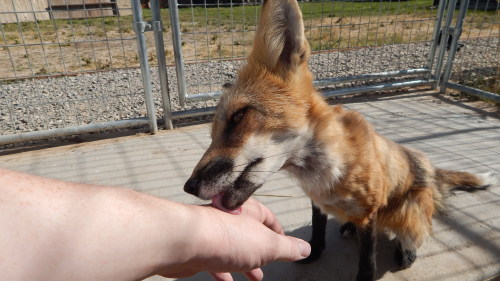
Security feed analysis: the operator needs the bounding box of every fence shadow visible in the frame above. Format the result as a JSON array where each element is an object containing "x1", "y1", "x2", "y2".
[
  {"x1": 434, "y1": 93, "x2": 499, "y2": 119},
  {"x1": 174, "y1": 184, "x2": 500, "y2": 281},
  {"x1": 279, "y1": 219, "x2": 402, "y2": 281}
]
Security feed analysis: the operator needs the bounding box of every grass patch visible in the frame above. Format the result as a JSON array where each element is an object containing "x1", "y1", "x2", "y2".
[
  {"x1": 1, "y1": 0, "x2": 497, "y2": 35},
  {"x1": 461, "y1": 74, "x2": 500, "y2": 95},
  {"x1": 0, "y1": 0, "x2": 498, "y2": 78}
]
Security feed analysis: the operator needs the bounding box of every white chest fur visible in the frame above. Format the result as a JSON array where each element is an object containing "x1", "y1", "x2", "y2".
[{"x1": 283, "y1": 140, "x2": 365, "y2": 219}]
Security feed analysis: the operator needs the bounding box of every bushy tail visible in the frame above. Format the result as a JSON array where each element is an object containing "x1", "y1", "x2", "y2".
[{"x1": 435, "y1": 169, "x2": 497, "y2": 195}]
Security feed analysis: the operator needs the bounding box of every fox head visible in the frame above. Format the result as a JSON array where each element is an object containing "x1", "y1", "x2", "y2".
[{"x1": 184, "y1": 0, "x2": 324, "y2": 210}]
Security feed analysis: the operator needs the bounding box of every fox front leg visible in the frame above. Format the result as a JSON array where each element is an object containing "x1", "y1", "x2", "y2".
[
  {"x1": 297, "y1": 202, "x2": 327, "y2": 264},
  {"x1": 356, "y1": 215, "x2": 377, "y2": 281}
]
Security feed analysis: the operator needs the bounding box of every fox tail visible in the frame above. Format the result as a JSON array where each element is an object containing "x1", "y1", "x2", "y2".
[{"x1": 434, "y1": 169, "x2": 497, "y2": 209}]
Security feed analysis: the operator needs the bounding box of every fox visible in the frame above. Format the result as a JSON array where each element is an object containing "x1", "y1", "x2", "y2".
[{"x1": 183, "y1": 0, "x2": 497, "y2": 279}]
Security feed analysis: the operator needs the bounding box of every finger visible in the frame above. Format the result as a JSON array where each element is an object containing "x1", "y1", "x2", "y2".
[
  {"x1": 210, "y1": 272, "x2": 233, "y2": 281},
  {"x1": 245, "y1": 198, "x2": 284, "y2": 235},
  {"x1": 274, "y1": 235, "x2": 311, "y2": 262},
  {"x1": 243, "y1": 268, "x2": 264, "y2": 281},
  {"x1": 260, "y1": 203, "x2": 284, "y2": 235}
]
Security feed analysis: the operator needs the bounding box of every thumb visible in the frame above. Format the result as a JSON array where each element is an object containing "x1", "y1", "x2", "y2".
[
  {"x1": 275, "y1": 236, "x2": 311, "y2": 262},
  {"x1": 210, "y1": 272, "x2": 233, "y2": 281}
]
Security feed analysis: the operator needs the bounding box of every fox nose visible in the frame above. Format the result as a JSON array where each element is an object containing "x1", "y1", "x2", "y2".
[{"x1": 184, "y1": 177, "x2": 200, "y2": 196}]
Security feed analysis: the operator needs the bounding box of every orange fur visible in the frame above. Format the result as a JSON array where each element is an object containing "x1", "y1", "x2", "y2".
[{"x1": 184, "y1": 0, "x2": 494, "y2": 277}]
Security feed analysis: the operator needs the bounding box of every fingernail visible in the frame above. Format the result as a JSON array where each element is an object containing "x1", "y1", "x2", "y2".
[{"x1": 298, "y1": 240, "x2": 311, "y2": 258}]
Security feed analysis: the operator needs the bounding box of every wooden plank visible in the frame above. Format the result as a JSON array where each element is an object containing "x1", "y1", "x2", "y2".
[
  {"x1": 0, "y1": 0, "x2": 122, "y2": 23},
  {"x1": 49, "y1": 0, "x2": 111, "y2": 6},
  {"x1": 48, "y1": 0, "x2": 118, "y2": 19},
  {"x1": 0, "y1": 0, "x2": 50, "y2": 23},
  {"x1": 50, "y1": 7, "x2": 115, "y2": 19}
]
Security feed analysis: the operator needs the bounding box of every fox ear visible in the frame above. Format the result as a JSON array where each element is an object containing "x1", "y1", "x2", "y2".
[{"x1": 250, "y1": 0, "x2": 309, "y2": 76}]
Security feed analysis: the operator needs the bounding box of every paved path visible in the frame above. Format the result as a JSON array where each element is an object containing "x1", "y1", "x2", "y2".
[{"x1": 1, "y1": 92, "x2": 499, "y2": 281}]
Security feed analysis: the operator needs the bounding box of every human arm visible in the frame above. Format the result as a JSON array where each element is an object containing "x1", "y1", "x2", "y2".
[{"x1": 0, "y1": 168, "x2": 309, "y2": 281}]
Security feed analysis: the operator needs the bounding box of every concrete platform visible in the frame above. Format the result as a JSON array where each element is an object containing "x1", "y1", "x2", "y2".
[{"x1": 1, "y1": 92, "x2": 499, "y2": 281}]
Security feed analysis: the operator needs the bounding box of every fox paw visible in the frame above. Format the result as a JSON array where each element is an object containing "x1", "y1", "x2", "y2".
[
  {"x1": 395, "y1": 245, "x2": 417, "y2": 269},
  {"x1": 339, "y1": 222, "x2": 356, "y2": 239}
]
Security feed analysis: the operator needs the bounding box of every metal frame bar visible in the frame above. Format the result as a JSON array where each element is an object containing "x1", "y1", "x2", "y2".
[
  {"x1": 172, "y1": 107, "x2": 217, "y2": 119},
  {"x1": 151, "y1": 0, "x2": 173, "y2": 130},
  {"x1": 186, "y1": 68, "x2": 432, "y2": 102},
  {"x1": 322, "y1": 79, "x2": 436, "y2": 98},
  {"x1": 427, "y1": 0, "x2": 448, "y2": 81},
  {"x1": 168, "y1": 0, "x2": 188, "y2": 107},
  {"x1": 433, "y1": 0, "x2": 458, "y2": 84},
  {"x1": 171, "y1": 79, "x2": 436, "y2": 120},
  {"x1": 439, "y1": 0, "x2": 469, "y2": 93},
  {"x1": 131, "y1": 0, "x2": 158, "y2": 133},
  {"x1": 445, "y1": 82, "x2": 500, "y2": 102},
  {"x1": 313, "y1": 68, "x2": 431, "y2": 87},
  {"x1": 0, "y1": 118, "x2": 150, "y2": 146}
]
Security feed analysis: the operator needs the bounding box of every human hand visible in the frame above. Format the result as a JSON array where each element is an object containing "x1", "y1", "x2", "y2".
[
  {"x1": 160, "y1": 198, "x2": 310, "y2": 281},
  {"x1": 209, "y1": 197, "x2": 302, "y2": 281},
  {"x1": 0, "y1": 169, "x2": 308, "y2": 281}
]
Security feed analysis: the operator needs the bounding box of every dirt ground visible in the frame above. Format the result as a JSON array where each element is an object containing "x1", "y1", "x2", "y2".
[{"x1": 1, "y1": 12, "x2": 498, "y2": 79}]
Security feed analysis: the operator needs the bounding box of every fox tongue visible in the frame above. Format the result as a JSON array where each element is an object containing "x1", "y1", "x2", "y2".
[{"x1": 211, "y1": 193, "x2": 242, "y2": 214}]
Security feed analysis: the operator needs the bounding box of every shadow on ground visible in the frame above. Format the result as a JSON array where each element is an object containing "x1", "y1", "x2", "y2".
[
  {"x1": 175, "y1": 218, "x2": 407, "y2": 281},
  {"x1": 0, "y1": 91, "x2": 498, "y2": 281}
]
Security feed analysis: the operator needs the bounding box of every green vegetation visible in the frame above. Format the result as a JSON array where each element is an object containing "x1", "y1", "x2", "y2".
[
  {"x1": 461, "y1": 70, "x2": 500, "y2": 95},
  {"x1": 0, "y1": 0, "x2": 497, "y2": 79},
  {"x1": 1, "y1": 0, "x2": 497, "y2": 36}
]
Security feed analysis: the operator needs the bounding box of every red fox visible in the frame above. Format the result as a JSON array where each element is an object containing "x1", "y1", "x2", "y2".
[{"x1": 184, "y1": 0, "x2": 497, "y2": 279}]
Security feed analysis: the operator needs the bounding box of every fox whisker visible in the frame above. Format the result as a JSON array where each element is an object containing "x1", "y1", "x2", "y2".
[{"x1": 233, "y1": 148, "x2": 302, "y2": 169}]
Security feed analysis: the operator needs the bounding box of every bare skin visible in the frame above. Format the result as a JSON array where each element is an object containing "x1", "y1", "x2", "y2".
[{"x1": 0, "y1": 168, "x2": 310, "y2": 281}]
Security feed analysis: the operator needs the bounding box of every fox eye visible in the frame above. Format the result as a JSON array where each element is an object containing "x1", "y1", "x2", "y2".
[{"x1": 231, "y1": 107, "x2": 247, "y2": 124}]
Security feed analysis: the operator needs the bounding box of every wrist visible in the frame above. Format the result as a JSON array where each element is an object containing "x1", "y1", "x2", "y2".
[
  {"x1": 178, "y1": 205, "x2": 228, "y2": 272},
  {"x1": 150, "y1": 203, "x2": 221, "y2": 277}
]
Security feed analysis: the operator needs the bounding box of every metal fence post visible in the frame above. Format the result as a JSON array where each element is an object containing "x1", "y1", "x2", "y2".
[
  {"x1": 433, "y1": 0, "x2": 458, "y2": 88},
  {"x1": 151, "y1": 0, "x2": 173, "y2": 130},
  {"x1": 439, "y1": 0, "x2": 470, "y2": 94},
  {"x1": 132, "y1": 0, "x2": 158, "y2": 134},
  {"x1": 167, "y1": 0, "x2": 188, "y2": 107},
  {"x1": 427, "y1": 0, "x2": 448, "y2": 86}
]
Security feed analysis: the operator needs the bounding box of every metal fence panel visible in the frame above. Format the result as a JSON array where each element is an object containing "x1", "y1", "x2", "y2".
[
  {"x1": 440, "y1": 0, "x2": 499, "y2": 99},
  {"x1": 163, "y1": 0, "x2": 442, "y2": 111},
  {"x1": 1, "y1": 0, "x2": 498, "y2": 145},
  {"x1": 0, "y1": 0, "x2": 157, "y2": 145}
]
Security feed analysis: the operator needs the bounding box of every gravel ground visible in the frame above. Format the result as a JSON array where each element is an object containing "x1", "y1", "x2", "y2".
[{"x1": 0, "y1": 38, "x2": 498, "y2": 137}]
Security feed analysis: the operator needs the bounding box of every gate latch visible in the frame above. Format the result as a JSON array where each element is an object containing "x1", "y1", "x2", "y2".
[{"x1": 133, "y1": 20, "x2": 163, "y2": 33}]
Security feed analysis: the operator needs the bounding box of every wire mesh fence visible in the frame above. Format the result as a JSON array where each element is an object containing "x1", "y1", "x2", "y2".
[
  {"x1": 169, "y1": 0, "x2": 443, "y2": 102},
  {"x1": 0, "y1": 0, "x2": 155, "y2": 144},
  {"x1": 0, "y1": 0, "x2": 139, "y2": 79},
  {"x1": 0, "y1": 0, "x2": 498, "y2": 146},
  {"x1": 446, "y1": 0, "x2": 499, "y2": 95}
]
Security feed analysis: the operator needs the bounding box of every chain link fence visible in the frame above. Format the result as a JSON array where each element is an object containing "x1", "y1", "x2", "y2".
[{"x1": 0, "y1": 0, "x2": 498, "y2": 146}]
